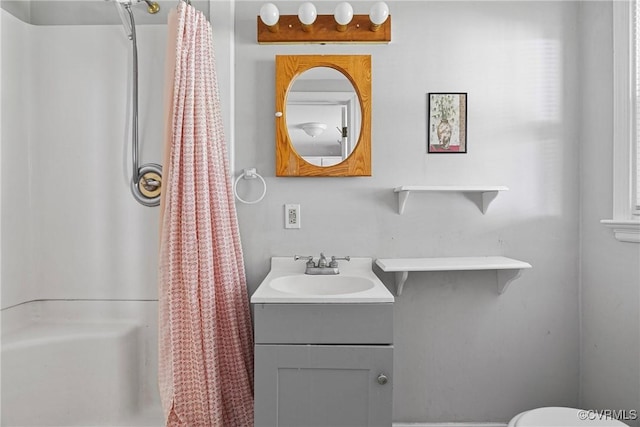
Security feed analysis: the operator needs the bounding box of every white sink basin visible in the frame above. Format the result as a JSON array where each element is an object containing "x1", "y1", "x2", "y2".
[
  {"x1": 269, "y1": 275, "x2": 375, "y2": 296},
  {"x1": 251, "y1": 257, "x2": 394, "y2": 303}
]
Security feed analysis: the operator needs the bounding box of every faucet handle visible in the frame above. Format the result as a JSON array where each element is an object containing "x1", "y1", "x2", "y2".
[
  {"x1": 294, "y1": 255, "x2": 315, "y2": 268},
  {"x1": 329, "y1": 256, "x2": 351, "y2": 268}
]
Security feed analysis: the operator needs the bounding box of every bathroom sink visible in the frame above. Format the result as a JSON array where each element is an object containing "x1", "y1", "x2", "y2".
[
  {"x1": 251, "y1": 257, "x2": 394, "y2": 303},
  {"x1": 269, "y1": 275, "x2": 375, "y2": 296}
]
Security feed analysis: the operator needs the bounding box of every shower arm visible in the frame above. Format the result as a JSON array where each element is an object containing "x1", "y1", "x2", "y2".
[{"x1": 142, "y1": 0, "x2": 160, "y2": 14}]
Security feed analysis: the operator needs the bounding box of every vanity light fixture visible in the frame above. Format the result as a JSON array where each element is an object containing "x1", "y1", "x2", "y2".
[{"x1": 257, "y1": 1, "x2": 391, "y2": 44}]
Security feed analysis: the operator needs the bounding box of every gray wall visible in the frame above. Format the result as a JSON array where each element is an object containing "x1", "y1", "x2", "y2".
[
  {"x1": 235, "y1": 1, "x2": 581, "y2": 423},
  {"x1": 579, "y1": 3, "x2": 640, "y2": 427}
]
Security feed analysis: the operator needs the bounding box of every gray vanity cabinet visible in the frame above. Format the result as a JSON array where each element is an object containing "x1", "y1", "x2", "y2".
[{"x1": 253, "y1": 303, "x2": 393, "y2": 427}]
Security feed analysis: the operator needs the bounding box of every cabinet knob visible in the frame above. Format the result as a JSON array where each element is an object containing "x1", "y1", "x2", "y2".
[{"x1": 377, "y1": 374, "x2": 388, "y2": 385}]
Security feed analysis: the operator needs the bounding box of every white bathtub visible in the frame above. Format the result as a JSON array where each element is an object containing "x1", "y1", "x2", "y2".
[{"x1": 1, "y1": 300, "x2": 163, "y2": 427}]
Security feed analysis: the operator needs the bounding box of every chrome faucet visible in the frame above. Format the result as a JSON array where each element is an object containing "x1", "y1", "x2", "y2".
[
  {"x1": 294, "y1": 253, "x2": 350, "y2": 275},
  {"x1": 318, "y1": 253, "x2": 328, "y2": 268}
]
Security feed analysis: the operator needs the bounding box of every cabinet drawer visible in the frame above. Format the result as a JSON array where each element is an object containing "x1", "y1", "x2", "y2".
[{"x1": 253, "y1": 303, "x2": 393, "y2": 344}]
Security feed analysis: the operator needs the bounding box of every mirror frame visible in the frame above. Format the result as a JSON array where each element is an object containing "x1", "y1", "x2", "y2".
[{"x1": 275, "y1": 55, "x2": 371, "y2": 177}]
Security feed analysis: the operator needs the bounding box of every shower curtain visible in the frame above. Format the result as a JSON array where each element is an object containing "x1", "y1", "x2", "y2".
[{"x1": 158, "y1": 2, "x2": 254, "y2": 426}]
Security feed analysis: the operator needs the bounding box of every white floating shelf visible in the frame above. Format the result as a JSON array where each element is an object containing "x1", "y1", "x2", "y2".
[
  {"x1": 375, "y1": 256, "x2": 532, "y2": 296},
  {"x1": 394, "y1": 186, "x2": 509, "y2": 214}
]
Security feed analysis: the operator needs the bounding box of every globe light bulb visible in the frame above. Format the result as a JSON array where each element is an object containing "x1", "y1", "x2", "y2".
[
  {"x1": 298, "y1": 2, "x2": 317, "y2": 26},
  {"x1": 369, "y1": 2, "x2": 389, "y2": 31},
  {"x1": 334, "y1": 2, "x2": 353, "y2": 31},
  {"x1": 259, "y1": 3, "x2": 280, "y2": 32}
]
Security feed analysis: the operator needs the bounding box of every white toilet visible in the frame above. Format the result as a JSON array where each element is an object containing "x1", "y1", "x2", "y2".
[{"x1": 508, "y1": 407, "x2": 628, "y2": 426}]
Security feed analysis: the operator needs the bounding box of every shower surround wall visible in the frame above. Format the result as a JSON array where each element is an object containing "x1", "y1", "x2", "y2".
[
  {"x1": 1, "y1": 1, "x2": 235, "y2": 424},
  {"x1": 1, "y1": 10, "x2": 164, "y2": 307},
  {"x1": 1, "y1": 0, "x2": 233, "y2": 309},
  {"x1": 2, "y1": 9, "x2": 34, "y2": 307},
  {"x1": 1, "y1": 8, "x2": 165, "y2": 423},
  {"x1": 0, "y1": 7, "x2": 167, "y2": 423},
  {"x1": 235, "y1": 1, "x2": 582, "y2": 424}
]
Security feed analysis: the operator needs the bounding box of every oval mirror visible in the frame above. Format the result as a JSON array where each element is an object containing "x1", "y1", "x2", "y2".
[
  {"x1": 275, "y1": 55, "x2": 371, "y2": 177},
  {"x1": 286, "y1": 67, "x2": 361, "y2": 168}
]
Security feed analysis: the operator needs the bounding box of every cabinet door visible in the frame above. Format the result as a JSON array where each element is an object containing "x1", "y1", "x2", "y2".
[{"x1": 255, "y1": 345, "x2": 393, "y2": 427}]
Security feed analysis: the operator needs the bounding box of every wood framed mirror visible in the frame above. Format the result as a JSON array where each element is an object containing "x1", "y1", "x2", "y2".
[{"x1": 275, "y1": 55, "x2": 371, "y2": 177}]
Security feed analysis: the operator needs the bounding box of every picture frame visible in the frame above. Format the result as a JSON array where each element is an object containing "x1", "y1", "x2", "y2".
[{"x1": 428, "y1": 92, "x2": 467, "y2": 153}]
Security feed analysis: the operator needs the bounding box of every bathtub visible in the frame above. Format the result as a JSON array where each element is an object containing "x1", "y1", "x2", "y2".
[{"x1": 1, "y1": 300, "x2": 164, "y2": 426}]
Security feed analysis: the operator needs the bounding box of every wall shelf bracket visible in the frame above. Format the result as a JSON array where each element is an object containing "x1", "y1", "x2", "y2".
[
  {"x1": 496, "y1": 269, "x2": 523, "y2": 294},
  {"x1": 394, "y1": 271, "x2": 409, "y2": 296},
  {"x1": 481, "y1": 191, "x2": 500, "y2": 214},
  {"x1": 397, "y1": 190, "x2": 410, "y2": 215}
]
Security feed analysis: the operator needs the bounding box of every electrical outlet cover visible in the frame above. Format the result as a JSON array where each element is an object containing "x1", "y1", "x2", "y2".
[{"x1": 284, "y1": 204, "x2": 301, "y2": 229}]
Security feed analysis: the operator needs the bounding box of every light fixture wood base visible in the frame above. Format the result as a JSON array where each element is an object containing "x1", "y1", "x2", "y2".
[{"x1": 257, "y1": 14, "x2": 391, "y2": 44}]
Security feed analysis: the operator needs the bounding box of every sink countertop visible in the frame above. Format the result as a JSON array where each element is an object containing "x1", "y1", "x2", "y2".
[{"x1": 251, "y1": 257, "x2": 394, "y2": 304}]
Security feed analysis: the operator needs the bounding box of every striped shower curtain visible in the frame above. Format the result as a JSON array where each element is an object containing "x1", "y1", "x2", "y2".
[{"x1": 158, "y1": 2, "x2": 254, "y2": 426}]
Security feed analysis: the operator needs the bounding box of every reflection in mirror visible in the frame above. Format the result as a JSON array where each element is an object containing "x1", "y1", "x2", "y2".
[{"x1": 286, "y1": 67, "x2": 361, "y2": 167}]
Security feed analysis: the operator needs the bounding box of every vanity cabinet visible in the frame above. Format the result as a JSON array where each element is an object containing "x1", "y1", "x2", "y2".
[{"x1": 253, "y1": 303, "x2": 393, "y2": 427}]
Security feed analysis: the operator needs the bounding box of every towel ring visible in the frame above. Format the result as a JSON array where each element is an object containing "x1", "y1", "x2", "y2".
[{"x1": 234, "y1": 168, "x2": 267, "y2": 204}]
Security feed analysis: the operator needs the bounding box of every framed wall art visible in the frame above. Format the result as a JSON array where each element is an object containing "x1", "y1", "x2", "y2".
[{"x1": 428, "y1": 93, "x2": 467, "y2": 153}]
